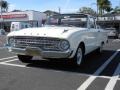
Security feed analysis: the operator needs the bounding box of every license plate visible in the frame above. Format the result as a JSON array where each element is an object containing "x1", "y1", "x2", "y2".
[{"x1": 26, "y1": 48, "x2": 40, "y2": 55}]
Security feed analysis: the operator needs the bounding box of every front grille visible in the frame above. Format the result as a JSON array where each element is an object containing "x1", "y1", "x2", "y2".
[{"x1": 12, "y1": 36, "x2": 61, "y2": 51}]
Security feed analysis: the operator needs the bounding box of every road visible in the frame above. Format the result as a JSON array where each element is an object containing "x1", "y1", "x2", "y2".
[{"x1": 0, "y1": 39, "x2": 119, "y2": 90}]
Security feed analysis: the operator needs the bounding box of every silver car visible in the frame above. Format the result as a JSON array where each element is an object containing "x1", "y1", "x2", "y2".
[{"x1": 105, "y1": 28, "x2": 118, "y2": 38}]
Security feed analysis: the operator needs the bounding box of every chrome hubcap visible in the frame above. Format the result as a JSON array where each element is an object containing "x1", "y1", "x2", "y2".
[
  {"x1": 76, "y1": 48, "x2": 82, "y2": 65},
  {"x1": 100, "y1": 44, "x2": 103, "y2": 52}
]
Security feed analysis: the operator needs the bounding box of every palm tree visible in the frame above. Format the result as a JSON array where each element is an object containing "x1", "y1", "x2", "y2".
[
  {"x1": 97, "y1": 0, "x2": 112, "y2": 15},
  {"x1": 0, "y1": 0, "x2": 8, "y2": 29},
  {"x1": 103, "y1": 0, "x2": 112, "y2": 13},
  {"x1": 0, "y1": 0, "x2": 8, "y2": 12}
]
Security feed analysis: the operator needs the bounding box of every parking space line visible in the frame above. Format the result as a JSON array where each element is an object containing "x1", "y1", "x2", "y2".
[
  {"x1": 0, "y1": 59, "x2": 18, "y2": 63},
  {"x1": 0, "y1": 56, "x2": 17, "y2": 61},
  {"x1": 77, "y1": 49, "x2": 120, "y2": 90},
  {"x1": 112, "y1": 39, "x2": 120, "y2": 42},
  {"x1": 0, "y1": 63, "x2": 27, "y2": 68},
  {"x1": 0, "y1": 47, "x2": 6, "y2": 49},
  {"x1": 78, "y1": 74, "x2": 120, "y2": 81},
  {"x1": 0, "y1": 58, "x2": 27, "y2": 68},
  {"x1": 105, "y1": 63, "x2": 120, "y2": 90}
]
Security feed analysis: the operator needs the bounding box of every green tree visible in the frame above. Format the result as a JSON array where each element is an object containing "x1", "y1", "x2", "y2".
[
  {"x1": 113, "y1": 6, "x2": 120, "y2": 13},
  {"x1": 0, "y1": 0, "x2": 8, "y2": 12},
  {"x1": 97, "y1": 0, "x2": 112, "y2": 15},
  {"x1": 103, "y1": 0, "x2": 112, "y2": 13},
  {"x1": 79, "y1": 7, "x2": 96, "y2": 15}
]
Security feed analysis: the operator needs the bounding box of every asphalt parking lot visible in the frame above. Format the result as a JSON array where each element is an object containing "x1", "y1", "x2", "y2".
[{"x1": 0, "y1": 39, "x2": 119, "y2": 90}]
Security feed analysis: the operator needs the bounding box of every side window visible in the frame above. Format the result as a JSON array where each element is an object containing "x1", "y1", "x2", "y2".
[
  {"x1": 25, "y1": 25, "x2": 28, "y2": 28},
  {"x1": 89, "y1": 17, "x2": 95, "y2": 28}
]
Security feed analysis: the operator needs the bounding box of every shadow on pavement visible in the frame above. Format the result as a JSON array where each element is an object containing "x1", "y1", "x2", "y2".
[{"x1": 26, "y1": 50, "x2": 118, "y2": 77}]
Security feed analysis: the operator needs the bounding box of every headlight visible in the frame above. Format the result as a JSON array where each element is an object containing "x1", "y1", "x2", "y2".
[
  {"x1": 8, "y1": 37, "x2": 15, "y2": 47},
  {"x1": 59, "y1": 40, "x2": 70, "y2": 51}
]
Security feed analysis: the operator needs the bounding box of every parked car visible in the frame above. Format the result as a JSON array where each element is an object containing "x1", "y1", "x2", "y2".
[
  {"x1": 6, "y1": 13, "x2": 108, "y2": 66},
  {"x1": 119, "y1": 34, "x2": 120, "y2": 39},
  {"x1": 0, "y1": 29, "x2": 6, "y2": 47},
  {"x1": 10, "y1": 22, "x2": 32, "y2": 32},
  {"x1": 105, "y1": 28, "x2": 118, "y2": 38},
  {"x1": 0, "y1": 29, "x2": 6, "y2": 35}
]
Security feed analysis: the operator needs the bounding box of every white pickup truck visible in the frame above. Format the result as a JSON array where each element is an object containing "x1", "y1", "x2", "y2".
[{"x1": 6, "y1": 13, "x2": 108, "y2": 66}]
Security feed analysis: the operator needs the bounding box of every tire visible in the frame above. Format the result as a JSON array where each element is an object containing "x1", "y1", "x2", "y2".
[
  {"x1": 96, "y1": 42, "x2": 104, "y2": 54},
  {"x1": 18, "y1": 55, "x2": 33, "y2": 63},
  {"x1": 72, "y1": 45, "x2": 84, "y2": 66}
]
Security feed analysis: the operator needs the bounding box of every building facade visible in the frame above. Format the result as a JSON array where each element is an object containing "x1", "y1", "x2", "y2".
[
  {"x1": 97, "y1": 13, "x2": 120, "y2": 33},
  {"x1": 0, "y1": 10, "x2": 46, "y2": 32}
]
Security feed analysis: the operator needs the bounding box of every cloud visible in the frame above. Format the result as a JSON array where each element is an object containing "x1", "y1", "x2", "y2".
[{"x1": 9, "y1": 4, "x2": 16, "y2": 11}]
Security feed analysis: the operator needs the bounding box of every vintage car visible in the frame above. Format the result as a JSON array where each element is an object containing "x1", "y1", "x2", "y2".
[{"x1": 6, "y1": 13, "x2": 108, "y2": 66}]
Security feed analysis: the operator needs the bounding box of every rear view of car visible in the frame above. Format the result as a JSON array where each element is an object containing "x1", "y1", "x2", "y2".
[{"x1": 105, "y1": 28, "x2": 118, "y2": 38}]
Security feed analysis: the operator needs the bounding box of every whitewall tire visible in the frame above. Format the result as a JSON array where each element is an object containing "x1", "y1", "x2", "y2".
[{"x1": 73, "y1": 46, "x2": 84, "y2": 66}]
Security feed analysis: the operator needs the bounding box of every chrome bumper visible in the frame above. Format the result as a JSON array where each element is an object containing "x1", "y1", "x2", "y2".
[{"x1": 7, "y1": 47, "x2": 73, "y2": 59}]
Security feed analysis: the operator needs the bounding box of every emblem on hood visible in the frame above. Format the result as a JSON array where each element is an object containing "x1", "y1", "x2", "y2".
[
  {"x1": 62, "y1": 29, "x2": 68, "y2": 33},
  {"x1": 44, "y1": 34, "x2": 46, "y2": 36}
]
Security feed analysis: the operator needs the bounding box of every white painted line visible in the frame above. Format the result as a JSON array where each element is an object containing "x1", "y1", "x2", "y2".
[
  {"x1": 88, "y1": 75, "x2": 120, "y2": 81},
  {"x1": 0, "y1": 59, "x2": 18, "y2": 63},
  {"x1": 112, "y1": 39, "x2": 120, "y2": 42},
  {"x1": 105, "y1": 64, "x2": 120, "y2": 90},
  {"x1": 80, "y1": 74, "x2": 119, "y2": 80},
  {"x1": 0, "y1": 63, "x2": 27, "y2": 68},
  {"x1": 0, "y1": 59, "x2": 27, "y2": 68},
  {"x1": 97, "y1": 76, "x2": 112, "y2": 79},
  {"x1": 0, "y1": 56, "x2": 17, "y2": 61},
  {"x1": 77, "y1": 49, "x2": 120, "y2": 90},
  {"x1": 0, "y1": 47, "x2": 6, "y2": 49}
]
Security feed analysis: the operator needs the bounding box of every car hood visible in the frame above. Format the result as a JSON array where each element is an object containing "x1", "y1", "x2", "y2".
[{"x1": 7, "y1": 26, "x2": 86, "y2": 39}]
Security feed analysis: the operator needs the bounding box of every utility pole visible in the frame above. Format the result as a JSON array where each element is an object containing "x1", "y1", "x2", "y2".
[
  {"x1": 58, "y1": 7, "x2": 61, "y2": 14},
  {"x1": 97, "y1": 3, "x2": 99, "y2": 21},
  {"x1": 0, "y1": 0, "x2": 3, "y2": 29}
]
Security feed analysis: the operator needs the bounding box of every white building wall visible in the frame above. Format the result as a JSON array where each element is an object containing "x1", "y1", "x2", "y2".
[
  {"x1": 25, "y1": 11, "x2": 34, "y2": 20},
  {"x1": 115, "y1": 16, "x2": 120, "y2": 20},
  {"x1": 32, "y1": 11, "x2": 47, "y2": 27},
  {"x1": 33, "y1": 11, "x2": 46, "y2": 21}
]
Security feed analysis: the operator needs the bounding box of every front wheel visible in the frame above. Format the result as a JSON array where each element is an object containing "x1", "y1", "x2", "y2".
[
  {"x1": 96, "y1": 42, "x2": 104, "y2": 54},
  {"x1": 18, "y1": 55, "x2": 33, "y2": 63},
  {"x1": 72, "y1": 46, "x2": 84, "y2": 66}
]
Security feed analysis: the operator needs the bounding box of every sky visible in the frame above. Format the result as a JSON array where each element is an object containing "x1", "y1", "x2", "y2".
[{"x1": 7, "y1": 0, "x2": 120, "y2": 13}]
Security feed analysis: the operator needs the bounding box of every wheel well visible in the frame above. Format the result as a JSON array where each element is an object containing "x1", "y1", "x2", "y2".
[{"x1": 79, "y1": 42, "x2": 85, "y2": 54}]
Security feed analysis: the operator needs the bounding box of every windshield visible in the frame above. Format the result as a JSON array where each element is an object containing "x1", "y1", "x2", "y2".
[{"x1": 46, "y1": 14, "x2": 88, "y2": 28}]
